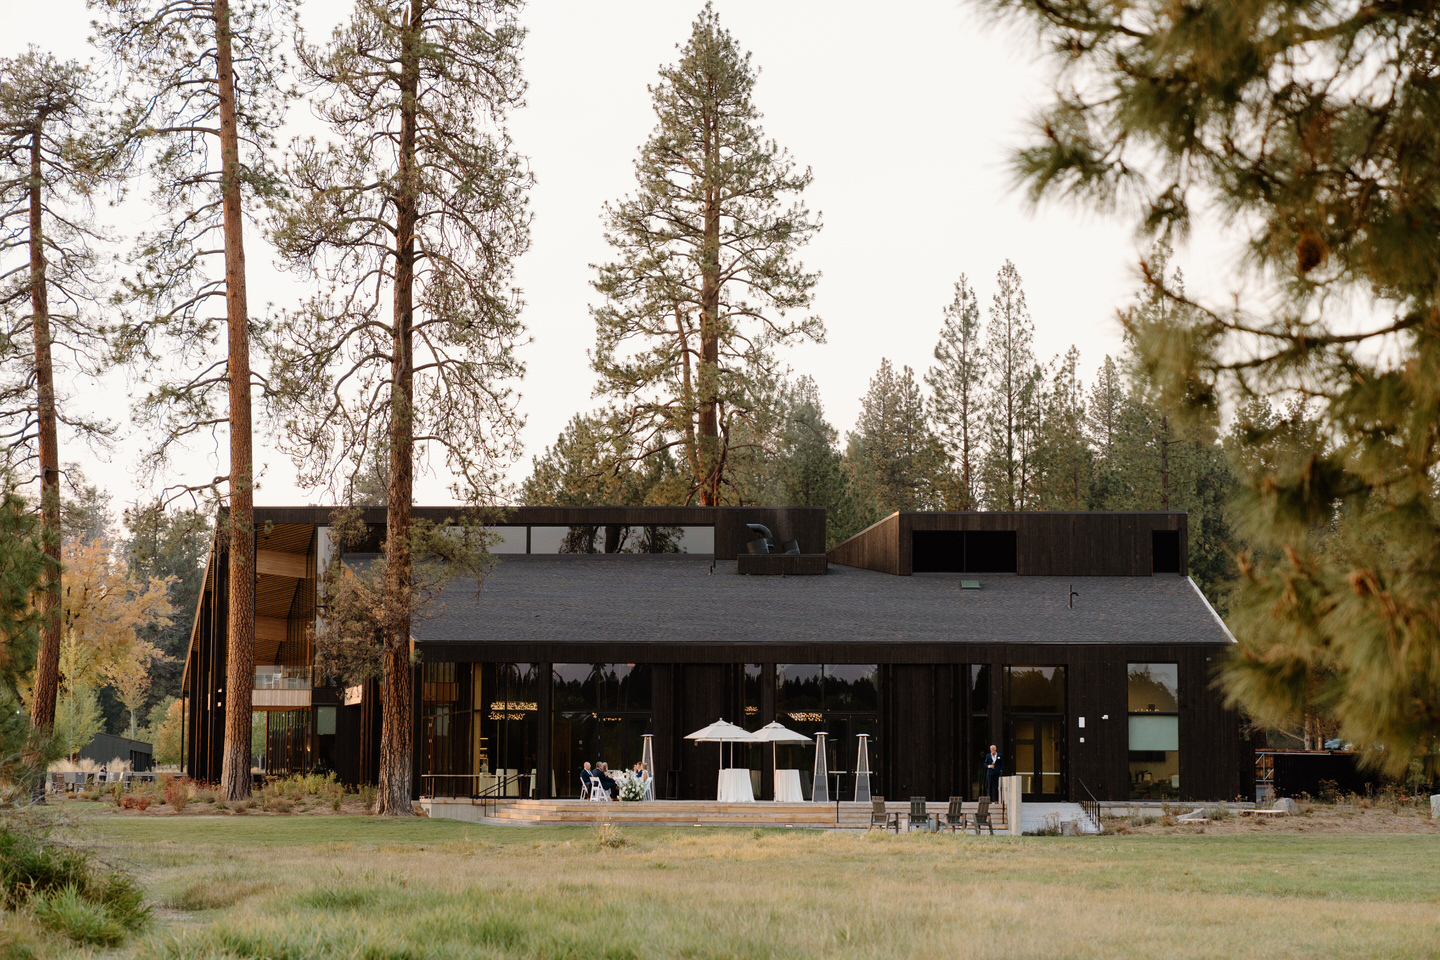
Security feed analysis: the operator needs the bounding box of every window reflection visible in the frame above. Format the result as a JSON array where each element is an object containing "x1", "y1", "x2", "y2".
[
  {"x1": 552, "y1": 663, "x2": 653, "y2": 797},
  {"x1": 1128, "y1": 663, "x2": 1179, "y2": 799},
  {"x1": 774, "y1": 664, "x2": 878, "y2": 800}
]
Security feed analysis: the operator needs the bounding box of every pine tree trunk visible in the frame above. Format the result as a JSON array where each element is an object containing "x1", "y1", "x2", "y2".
[
  {"x1": 695, "y1": 95, "x2": 721, "y2": 507},
  {"x1": 216, "y1": 0, "x2": 257, "y2": 802},
  {"x1": 1160, "y1": 414, "x2": 1170, "y2": 510},
  {"x1": 28, "y1": 130, "x2": 63, "y2": 788},
  {"x1": 377, "y1": 0, "x2": 421, "y2": 816}
]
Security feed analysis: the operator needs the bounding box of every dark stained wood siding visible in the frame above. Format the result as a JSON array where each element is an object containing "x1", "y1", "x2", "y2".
[
  {"x1": 736, "y1": 554, "x2": 828, "y2": 576},
  {"x1": 826, "y1": 513, "x2": 901, "y2": 574},
  {"x1": 831, "y1": 512, "x2": 1189, "y2": 578},
  {"x1": 243, "y1": 505, "x2": 827, "y2": 560}
]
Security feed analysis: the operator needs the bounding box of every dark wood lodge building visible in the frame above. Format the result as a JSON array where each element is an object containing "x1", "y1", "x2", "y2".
[{"x1": 182, "y1": 506, "x2": 1252, "y2": 803}]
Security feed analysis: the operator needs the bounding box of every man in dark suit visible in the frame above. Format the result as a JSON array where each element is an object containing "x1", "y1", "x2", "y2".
[
  {"x1": 596, "y1": 762, "x2": 618, "y2": 800},
  {"x1": 580, "y1": 762, "x2": 595, "y2": 798},
  {"x1": 984, "y1": 744, "x2": 1002, "y2": 801}
]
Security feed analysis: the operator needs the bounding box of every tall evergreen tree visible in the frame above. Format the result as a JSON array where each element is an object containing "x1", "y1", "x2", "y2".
[
  {"x1": 522, "y1": 412, "x2": 684, "y2": 508},
  {"x1": 590, "y1": 5, "x2": 822, "y2": 506},
  {"x1": 1032, "y1": 345, "x2": 1090, "y2": 510},
  {"x1": 0, "y1": 47, "x2": 122, "y2": 765},
  {"x1": 925, "y1": 276, "x2": 987, "y2": 510},
  {"x1": 980, "y1": 261, "x2": 1043, "y2": 509},
  {"x1": 1085, "y1": 354, "x2": 1126, "y2": 507},
  {"x1": 0, "y1": 474, "x2": 50, "y2": 793},
  {"x1": 121, "y1": 503, "x2": 208, "y2": 718},
  {"x1": 846, "y1": 359, "x2": 943, "y2": 517},
  {"x1": 96, "y1": 0, "x2": 292, "y2": 801},
  {"x1": 768, "y1": 378, "x2": 858, "y2": 548},
  {"x1": 983, "y1": 0, "x2": 1440, "y2": 771},
  {"x1": 269, "y1": 0, "x2": 530, "y2": 814}
]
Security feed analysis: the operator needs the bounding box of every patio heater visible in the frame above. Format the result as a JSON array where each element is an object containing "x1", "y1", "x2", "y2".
[
  {"x1": 811, "y1": 732, "x2": 829, "y2": 803},
  {"x1": 853, "y1": 734, "x2": 872, "y2": 803},
  {"x1": 641, "y1": 734, "x2": 655, "y2": 800}
]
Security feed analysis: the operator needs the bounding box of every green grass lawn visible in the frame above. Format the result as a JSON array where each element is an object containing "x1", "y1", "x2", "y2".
[{"x1": 11, "y1": 809, "x2": 1440, "y2": 960}]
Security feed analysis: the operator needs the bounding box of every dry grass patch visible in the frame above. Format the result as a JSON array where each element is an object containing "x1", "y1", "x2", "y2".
[{"x1": 34, "y1": 814, "x2": 1438, "y2": 960}]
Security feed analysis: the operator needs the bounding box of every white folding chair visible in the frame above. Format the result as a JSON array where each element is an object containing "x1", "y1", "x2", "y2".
[{"x1": 579, "y1": 775, "x2": 591, "y2": 800}]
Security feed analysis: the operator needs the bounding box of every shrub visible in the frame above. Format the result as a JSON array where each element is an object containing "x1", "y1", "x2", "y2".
[
  {"x1": 32, "y1": 886, "x2": 124, "y2": 947},
  {"x1": 263, "y1": 797, "x2": 294, "y2": 815},
  {"x1": 0, "y1": 824, "x2": 150, "y2": 947},
  {"x1": 191, "y1": 787, "x2": 215, "y2": 804},
  {"x1": 166, "y1": 778, "x2": 191, "y2": 813},
  {"x1": 358, "y1": 785, "x2": 376, "y2": 812},
  {"x1": 592, "y1": 820, "x2": 626, "y2": 849}
]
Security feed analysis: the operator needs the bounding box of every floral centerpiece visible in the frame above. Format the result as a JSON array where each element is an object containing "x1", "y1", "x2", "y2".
[{"x1": 620, "y1": 774, "x2": 645, "y2": 802}]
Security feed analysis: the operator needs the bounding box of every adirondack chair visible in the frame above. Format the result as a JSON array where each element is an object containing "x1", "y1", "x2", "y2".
[
  {"x1": 907, "y1": 796, "x2": 936, "y2": 833},
  {"x1": 868, "y1": 796, "x2": 899, "y2": 832},
  {"x1": 943, "y1": 796, "x2": 966, "y2": 832},
  {"x1": 971, "y1": 796, "x2": 995, "y2": 835}
]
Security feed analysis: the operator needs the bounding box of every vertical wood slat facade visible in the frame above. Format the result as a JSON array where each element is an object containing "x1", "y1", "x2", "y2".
[
  {"x1": 183, "y1": 506, "x2": 1249, "y2": 804},
  {"x1": 832, "y1": 511, "x2": 1188, "y2": 578}
]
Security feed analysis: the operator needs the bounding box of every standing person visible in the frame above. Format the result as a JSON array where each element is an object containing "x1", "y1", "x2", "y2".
[{"x1": 984, "y1": 744, "x2": 1002, "y2": 801}]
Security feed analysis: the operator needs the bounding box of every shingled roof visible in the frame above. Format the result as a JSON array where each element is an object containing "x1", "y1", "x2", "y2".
[{"x1": 386, "y1": 554, "x2": 1233, "y2": 647}]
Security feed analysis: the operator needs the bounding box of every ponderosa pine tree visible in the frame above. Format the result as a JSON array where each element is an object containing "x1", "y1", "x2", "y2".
[
  {"x1": 764, "y1": 378, "x2": 859, "y2": 547},
  {"x1": 925, "y1": 276, "x2": 987, "y2": 510},
  {"x1": 122, "y1": 503, "x2": 208, "y2": 716},
  {"x1": 977, "y1": 0, "x2": 1440, "y2": 762},
  {"x1": 1085, "y1": 355, "x2": 1126, "y2": 506},
  {"x1": 0, "y1": 475, "x2": 49, "y2": 793},
  {"x1": 522, "y1": 412, "x2": 684, "y2": 509},
  {"x1": 979, "y1": 261, "x2": 1043, "y2": 509},
  {"x1": 846, "y1": 359, "x2": 943, "y2": 517},
  {"x1": 0, "y1": 48, "x2": 121, "y2": 751},
  {"x1": 591, "y1": 4, "x2": 822, "y2": 506},
  {"x1": 1031, "y1": 345, "x2": 1090, "y2": 510},
  {"x1": 95, "y1": 0, "x2": 291, "y2": 801},
  {"x1": 269, "y1": 0, "x2": 530, "y2": 814}
]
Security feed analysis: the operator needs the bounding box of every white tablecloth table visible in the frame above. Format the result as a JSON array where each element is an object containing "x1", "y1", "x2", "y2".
[
  {"x1": 717, "y1": 768, "x2": 755, "y2": 802},
  {"x1": 774, "y1": 769, "x2": 803, "y2": 802}
]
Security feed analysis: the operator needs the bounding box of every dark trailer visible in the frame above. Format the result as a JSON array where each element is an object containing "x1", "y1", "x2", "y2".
[{"x1": 182, "y1": 506, "x2": 1252, "y2": 804}]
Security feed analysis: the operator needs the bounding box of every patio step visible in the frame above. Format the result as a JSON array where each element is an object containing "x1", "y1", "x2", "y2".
[{"x1": 422, "y1": 797, "x2": 1008, "y2": 831}]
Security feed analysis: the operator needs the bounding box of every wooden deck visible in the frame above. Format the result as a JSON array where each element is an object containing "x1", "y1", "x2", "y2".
[{"x1": 420, "y1": 798, "x2": 1009, "y2": 831}]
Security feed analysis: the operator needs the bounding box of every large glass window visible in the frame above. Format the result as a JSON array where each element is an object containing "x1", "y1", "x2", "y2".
[
  {"x1": 742, "y1": 663, "x2": 764, "y2": 730},
  {"x1": 1006, "y1": 666, "x2": 1066, "y2": 712},
  {"x1": 553, "y1": 663, "x2": 653, "y2": 797},
  {"x1": 1128, "y1": 663, "x2": 1179, "y2": 799},
  {"x1": 1004, "y1": 666, "x2": 1066, "y2": 798},
  {"x1": 475, "y1": 663, "x2": 540, "y2": 798},
  {"x1": 775, "y1": 664, "x2": 878, "y2": 800},
  {"x1": 530, "y1": 526, "x2": 714, "y2": 555},
  {"x1": 969, "y1": 664, "x2": 991, "y2": 800},
  {"x1": 422, "y1": 662, "x2": 467, "y2": 795}
]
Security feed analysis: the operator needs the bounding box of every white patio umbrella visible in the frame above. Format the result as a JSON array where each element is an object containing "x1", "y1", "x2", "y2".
[
  {"x1": 750, "y1": 721, "x2": 812, "y2": 800},
  {"x1": 684, "y1": 718, "x2": 755, "y2": 769}
]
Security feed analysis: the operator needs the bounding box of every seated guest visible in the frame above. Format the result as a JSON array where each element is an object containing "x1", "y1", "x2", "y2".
[
  {"x1": 579, "y1": 762, "x2": 594, "y2": 797},
  {"x1": 596, "y1": 762, "x2": 618, "y2": 800}
]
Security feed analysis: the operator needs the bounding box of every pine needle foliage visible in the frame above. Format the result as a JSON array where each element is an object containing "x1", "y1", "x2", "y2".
[
  {"x1": 269, "y1": 0, "x2": 530, "y2": 814},
  {"x1": 590, "y1": 4, "x2": 823, "y2": 506},
  {"x1": 980, "y1": 0, "x2": 1440, "y2": 772}
]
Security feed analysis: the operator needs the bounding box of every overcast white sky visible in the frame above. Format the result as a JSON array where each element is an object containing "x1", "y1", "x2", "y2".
[{"x1": 5, "y1": 0, "x2": 1241, "y2": 515}]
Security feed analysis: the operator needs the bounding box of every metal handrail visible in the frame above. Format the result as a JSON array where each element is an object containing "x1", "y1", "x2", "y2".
[{"x1": 1075, "y1": 778, "x2": 1102, "y2": 829}]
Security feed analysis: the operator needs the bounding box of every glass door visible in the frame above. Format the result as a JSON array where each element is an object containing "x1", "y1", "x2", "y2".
[{"x1": 1009, "y1": 714, "x2": 1066, "y2": 801}]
